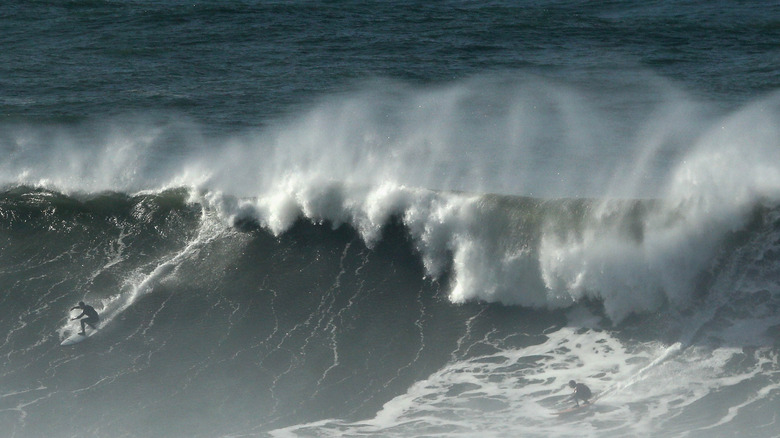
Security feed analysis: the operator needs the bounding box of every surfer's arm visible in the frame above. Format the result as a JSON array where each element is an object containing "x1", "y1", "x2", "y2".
[{"x1": 71, "y1": 311, "x2": 85, "y2": 320}]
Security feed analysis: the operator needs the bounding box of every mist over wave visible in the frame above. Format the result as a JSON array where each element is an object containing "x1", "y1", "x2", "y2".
[
  {"x1": 1, "y1": 74, "x2": 779, "y2": 437},
  {"x1": 4, "y1": 75, "x2": 779, "y2": 321},
  {"x1": 3, "y1": 0, "x2": 780, "y2": 434},
  {"x1": 0, "y1": 73, "x2": 705, "y2": 195}
]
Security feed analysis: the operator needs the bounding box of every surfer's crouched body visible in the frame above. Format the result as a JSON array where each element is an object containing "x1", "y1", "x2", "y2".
[
  {"x1": 71, "y1": 301, "x2": 99, "y2": 335},
  {"x1": 569, "y1": 380, "x2": 592, "y2": 407}
]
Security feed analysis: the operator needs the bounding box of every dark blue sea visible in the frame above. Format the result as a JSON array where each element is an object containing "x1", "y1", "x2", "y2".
[{"x1": 1, "y1": 1, "x2": 779, "y2": 437}]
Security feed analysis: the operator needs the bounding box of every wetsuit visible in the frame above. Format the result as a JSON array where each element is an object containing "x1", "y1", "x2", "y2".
[
  {"x1": 573, "y1": 383, "x2": 592, "y2": 405},
  {"x1": 72, "y1": 304, "x2": 99, "y2": 334}
]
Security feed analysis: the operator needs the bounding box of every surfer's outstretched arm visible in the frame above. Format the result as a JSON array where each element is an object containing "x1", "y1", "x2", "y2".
[{"x1": 568, "y1": 392, "x2": 580, "y2": 407}]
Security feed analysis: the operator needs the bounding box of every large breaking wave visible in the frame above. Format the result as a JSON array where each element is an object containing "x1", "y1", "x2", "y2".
[
  {"x1": 1, "y1": 76, "x2": 780, "y2": 436},
  {"x1": 5, "y1": 76, "x2": 779, "y2": 321}
]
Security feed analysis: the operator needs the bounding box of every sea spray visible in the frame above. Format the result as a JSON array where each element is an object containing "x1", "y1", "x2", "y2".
[
  {"x1": 5, "y1": 77, "x2": 780, "y2": 325},
  {"x1": 3, "y1": 2, "x2": 779, "y2": 436}
]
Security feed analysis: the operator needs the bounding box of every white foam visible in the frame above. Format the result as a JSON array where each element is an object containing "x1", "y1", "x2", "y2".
[
  {"x1": 270, "y1": 316, "x2": 780, "y2": 437},
  {"x1": 537, "y1": 94, "x2": 780, "y2": 321},
  {"x1": 8, "y1": 78, "x2": 780, "y2": 322}
]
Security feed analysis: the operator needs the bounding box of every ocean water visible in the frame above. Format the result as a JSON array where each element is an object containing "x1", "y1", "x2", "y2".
[{"x1": 1, "y1": 1, "x2": 780, "y2": 437}]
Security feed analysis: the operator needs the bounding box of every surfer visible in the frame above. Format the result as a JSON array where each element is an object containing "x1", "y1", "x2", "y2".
[
  {"x1": 70, "y1": 301, "x2": 99, "y2": 335},
  {"x1": 568, "y1": 380, "x2": 592, "y2": 407}
]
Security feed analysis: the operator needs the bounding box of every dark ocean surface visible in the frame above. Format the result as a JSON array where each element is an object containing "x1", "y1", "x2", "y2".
[{"x1": 1, "y1": 1, "x2": 779, "y2": 437}]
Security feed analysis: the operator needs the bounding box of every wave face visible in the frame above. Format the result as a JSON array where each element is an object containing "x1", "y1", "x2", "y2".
[{"x1": 0, "y1": 183, "x2": 779, "y2": 437}]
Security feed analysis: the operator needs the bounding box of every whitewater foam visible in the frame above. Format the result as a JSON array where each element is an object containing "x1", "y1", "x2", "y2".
[
  {"x1": 269, "y1": 309, "x2": 778, "y2": 438},
  {"x1": 7, "y1": 79, "x2": 780, "y2": 324}
]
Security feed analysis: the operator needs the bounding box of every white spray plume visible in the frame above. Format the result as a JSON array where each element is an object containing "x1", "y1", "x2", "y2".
[{"x1": 4, "y1": 76, "x2": 779, "y2": 321}]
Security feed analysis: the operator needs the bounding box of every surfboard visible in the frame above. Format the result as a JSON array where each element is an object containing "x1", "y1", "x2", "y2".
[
  {"x1": 554, "y1": 396, "x2": 598, "y2": 416},
  {"x1": 60, "y1": 327, "x2": 97, "y2": 346}
]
